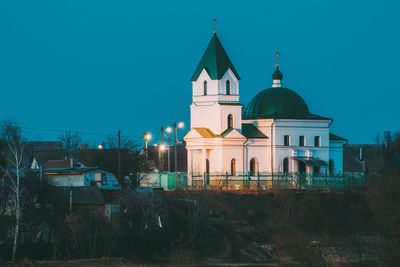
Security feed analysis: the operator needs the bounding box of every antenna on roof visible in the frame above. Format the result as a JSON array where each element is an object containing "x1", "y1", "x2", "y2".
[{"x1": 213, "y1": 18, "x2": 217, "y2": 34}]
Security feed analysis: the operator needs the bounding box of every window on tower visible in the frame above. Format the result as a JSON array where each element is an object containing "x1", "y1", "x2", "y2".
[
  {"x1": 226, "y1": 80, "x2": 231, "y2": 95},
  {"x1": 203, "y1": 80, "x2": 207, "y2": 95},
  {"x1": 227, "y1": 114, "x2": 233, "y2": 128}
]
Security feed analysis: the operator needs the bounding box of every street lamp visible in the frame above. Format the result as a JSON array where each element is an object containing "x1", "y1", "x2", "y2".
[
  {"x1": 162, "y1": 127, "x2": 173, "y2": 172},
  {"x1": 158, "y1": 122, "x2": 184, "y2": 184},
  {"x1": 159, "y1": 143, "x2": 167, "y2": 172},
  {"x1": 173, "y1": 122, "x2": 184, "y2": 188},
  {"x1": 144, "y1": 132, "x2": 152, "y2": 161}
]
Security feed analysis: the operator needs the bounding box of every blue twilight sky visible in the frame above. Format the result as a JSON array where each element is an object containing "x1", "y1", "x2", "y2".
[{"x1": 0, "y1": 0, "x2": 399, "y2": 146}]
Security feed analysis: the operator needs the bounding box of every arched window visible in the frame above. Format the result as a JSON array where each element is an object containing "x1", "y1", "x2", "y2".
[
  {"x1": 283, "y1": 158, "x2": 289, "y2": 173},
  {"x1": 226, "y1": 80, "x2": 231, "y2": 95},
  {"x1": 329, "y1": 160, "x2": 334, "y2": 174},
  {"x1": 231, "y1": 158, "x2": 236, "y2": 175},
  {"x1": 227, "y1": 114, "x2": 233, "y2": 128},
  {"x1": 250, "y1": 158, "x2": 258, "y2": 176},
  {"x1": 203, "y1": 80, "x2": 207, "y2": 95}
]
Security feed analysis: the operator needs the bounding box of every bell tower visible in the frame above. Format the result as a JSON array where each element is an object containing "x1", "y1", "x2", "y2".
[{"x1": 190, "y1": 32, "x2": 242, "y2": 135}]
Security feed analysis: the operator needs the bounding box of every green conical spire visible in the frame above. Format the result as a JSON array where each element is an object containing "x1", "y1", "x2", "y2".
[{"x1": 191, "y1": 34, "x2": 240, "y2": 81}]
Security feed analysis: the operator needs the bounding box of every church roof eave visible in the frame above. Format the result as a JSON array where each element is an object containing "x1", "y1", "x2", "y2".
[{"x1": 241, "y1": 124, "x2": 268, "y2": 139}]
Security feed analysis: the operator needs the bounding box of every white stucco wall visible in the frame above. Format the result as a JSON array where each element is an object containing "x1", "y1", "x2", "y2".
[
  {"x1": 191, "y1": 69, "x2": 242, "y2": 134},
  {"x1": 192, "y1": 69, "x2": 239, "y2": 97},
  {"x1": 48, "y1": 175, "x2": 85, "y2": 187},
  {"x1": 190, "y1": 103, "x2": 242, "y2": 134}
]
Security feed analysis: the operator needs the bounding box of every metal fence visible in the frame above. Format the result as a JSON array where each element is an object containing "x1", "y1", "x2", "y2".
[{"x1": 138, "y1": 172, "x2": 366, "y2": 191}]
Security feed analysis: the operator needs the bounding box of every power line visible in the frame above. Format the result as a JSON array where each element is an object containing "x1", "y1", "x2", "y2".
[{"x1": 20, "y1": 126, "x2": 144, "y2": 140}]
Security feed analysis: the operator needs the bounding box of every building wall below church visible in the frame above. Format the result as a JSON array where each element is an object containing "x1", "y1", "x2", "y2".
[{"x1": 329, "y1": 140, "x2": 345, "y2": 174}]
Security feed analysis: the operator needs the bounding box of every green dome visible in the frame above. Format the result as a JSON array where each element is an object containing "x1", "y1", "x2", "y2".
[
  {"x1": 272, "y1": 68, "x2": 283, "y2": 80},
  {"x1": 244, "y1": 87, "x2": 311, "y2": 119}
]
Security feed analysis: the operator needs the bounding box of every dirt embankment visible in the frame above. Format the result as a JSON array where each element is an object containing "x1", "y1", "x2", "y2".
[{"x1": 164, "y1": 190, "x2": 390, "y2": 265}]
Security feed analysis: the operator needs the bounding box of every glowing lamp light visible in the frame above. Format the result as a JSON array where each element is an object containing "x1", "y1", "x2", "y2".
[
  {"x1": 178, "y1": 122, "x2": 184, "y2": 128},
  {"x1": 98, "y1": 145, "x2": 103, "y2": 149},
  {"x1": 160, "y1": 144, "x2": 166, "y2": 151},
  {"x1": 165, "y1": 127, "x2": 172, "y2": 133},
  {"x1": 145, "y1": 133, "x2": 152, "y2": 141}
]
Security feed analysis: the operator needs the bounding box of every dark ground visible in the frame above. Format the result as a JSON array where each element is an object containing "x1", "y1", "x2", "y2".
[{"x1": 2, "y1": 183, "x2": 399, "y2": 266}]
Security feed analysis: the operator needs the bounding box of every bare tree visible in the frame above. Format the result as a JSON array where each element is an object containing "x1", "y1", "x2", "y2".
[
  {"x1": 1, "y1": 119, "x2": 25, "y2": 260},
  {"x1": 59, "y1": 130, "x2": 82, "y2": 159},
  {"x1": 105, "y1": 134, "x2": 137, "y2": 150}
]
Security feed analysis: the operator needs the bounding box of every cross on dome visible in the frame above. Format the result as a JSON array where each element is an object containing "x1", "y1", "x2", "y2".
[
  {"x1": 272, "y1": 51, "x2": 283, "y2": 86},
  {"x1": 275, "y1": 51, "x2": 280, "y2": 68}
]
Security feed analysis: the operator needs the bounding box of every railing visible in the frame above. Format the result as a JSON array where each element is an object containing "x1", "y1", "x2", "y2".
[{"x1": 138, "y1": 172, "x2": 367, "y2": 191}]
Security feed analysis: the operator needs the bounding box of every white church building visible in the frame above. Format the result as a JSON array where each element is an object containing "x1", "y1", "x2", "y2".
[{"x1": 183, "y1": 32, "x2": 346, "y2": 185}]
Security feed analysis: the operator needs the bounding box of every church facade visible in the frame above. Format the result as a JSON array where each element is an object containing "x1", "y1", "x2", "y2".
[{"x1": 183, "y1": 33, "x2": 346, "y2": 185}]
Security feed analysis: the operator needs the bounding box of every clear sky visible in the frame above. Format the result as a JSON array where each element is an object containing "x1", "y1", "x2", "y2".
[{"x1": 0, "y1": 0, "x2": 399, "y2": 146}]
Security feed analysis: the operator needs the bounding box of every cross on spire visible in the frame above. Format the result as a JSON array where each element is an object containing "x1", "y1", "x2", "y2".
[
  {"x1": 275, "y1": 51, "x2": 280, "y2": 68},
  {"x1": 213, "y1": 18, "x2": 217, "y2": 34}
]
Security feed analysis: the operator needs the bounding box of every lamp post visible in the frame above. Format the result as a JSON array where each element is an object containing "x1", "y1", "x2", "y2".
[
  {"x1": 173, "y1": 122, "x2": 184, "y2": 188},
  {"x1": 161, "y1": 126, "x2": 164, "y2": 172},
  {"x1": 165, "y1": 127, "x2": 173, "y2": 173},
  {"x1": 144, "y1": 132, "x2": 152, "y2": 161},
  {"x1": 167, "y1": 137, "x2": 171, "y2": 172}
]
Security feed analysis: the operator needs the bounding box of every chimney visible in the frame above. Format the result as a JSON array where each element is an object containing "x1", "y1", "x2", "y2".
[{"x1": 70, "y1": 157, "x2": 75, "y2": 168}]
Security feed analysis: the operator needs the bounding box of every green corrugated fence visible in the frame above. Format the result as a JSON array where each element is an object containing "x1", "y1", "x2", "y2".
[{"x1": 138, "y1": 172, "x2": 367, "y2": 191}]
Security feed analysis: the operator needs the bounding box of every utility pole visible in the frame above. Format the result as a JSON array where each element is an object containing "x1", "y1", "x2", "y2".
[
  {"x1": 167, "y1": 137, "x2": 171, "y2": 172},
  {"x1": 161, "y1": 126, "x2": 164, "y2": 172},
  {"x1": 118, "y1": 130, "x2": 121, "y2": 182},
  {"x1": 174, "y1": 122, "x2": 178, "y2": 187}
]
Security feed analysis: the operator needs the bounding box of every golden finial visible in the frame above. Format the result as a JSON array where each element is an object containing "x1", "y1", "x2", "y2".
[
  {"x1": 213, "y1": 18, "x2": 217, "y2": 34},
  {"x1": 275, "y1": 51, "x2": 280, "y2": 68}
]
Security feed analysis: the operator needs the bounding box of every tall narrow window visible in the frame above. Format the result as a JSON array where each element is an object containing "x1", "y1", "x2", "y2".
[
  {"x1": 299, "y1": 136, "x2": 305, "y2": 147},
  {"x1": 298, "y1": 160, "x2": 306, "y2": 173},
  {"x1": 250, "y1": 158, "x2": 258, "y2": 176},
  {"x1": 203, "y1": 80, "x2": 207, "y2": 95},
  {"x1": 231, "y1": 158, "x2": 236, "y2": 175},
  {"x1": 314, "y1": 136, "x2": 321, "y2": 147},
  {"x1": 283, "y1": 158, "x2": 289, "y2": 173},
  {"x1": 329, "y1": 160, "x2": 334, "y2": 174},
  {"x1": 313, "y1": 166, "x2": 321, "y2": 174},
  {"x1": 284, "y1": 135, "x2": 290, "y2": 146},
  {"x1": 226, "y1": 80, "x2": 231, "y2": 95},
  {"x1": 227, "y1": 114, "x2": 233, "y2": 128}
]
